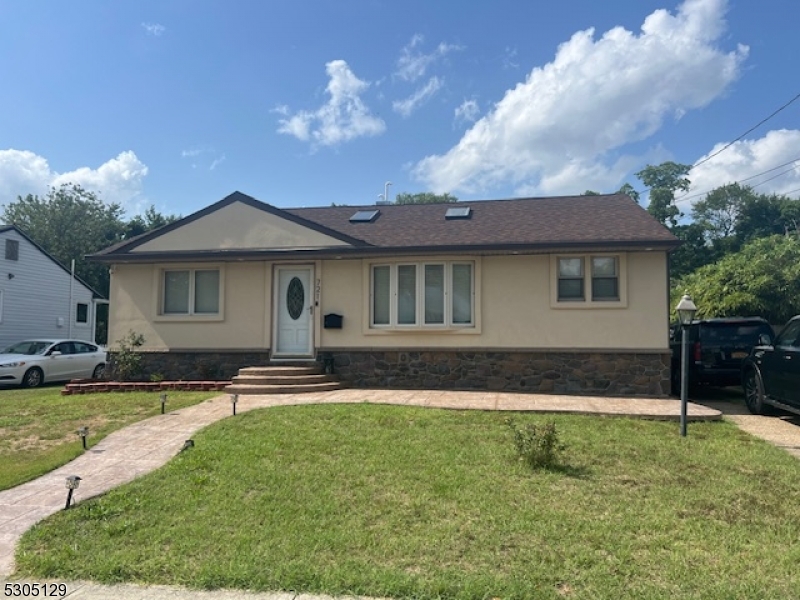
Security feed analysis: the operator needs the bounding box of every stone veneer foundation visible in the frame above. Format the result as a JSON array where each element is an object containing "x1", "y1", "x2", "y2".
[
  {"x1": 111, "y1": 349, "x2": 670, "y2": 397},
  {"x1": 324, "y1": 349, "x2": 670, "y2": 397}
]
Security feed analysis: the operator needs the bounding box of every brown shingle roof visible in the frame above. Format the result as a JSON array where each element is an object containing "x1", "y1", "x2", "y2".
[
  {"x1": 87, "y1": 191, "x2": 679, "y2": 262},
  {"x1": 286, "y1": 194, "x2": 678, "y2": 248}
]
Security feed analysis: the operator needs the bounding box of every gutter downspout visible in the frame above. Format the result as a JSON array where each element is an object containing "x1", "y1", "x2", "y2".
[{"x1": 68, "y1": 259, "x2": 75, "y2": 339}]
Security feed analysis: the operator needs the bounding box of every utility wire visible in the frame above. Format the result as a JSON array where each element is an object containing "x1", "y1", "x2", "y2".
[{"x1": 690, "y1": 91, "x2": 800, "y2": 170}]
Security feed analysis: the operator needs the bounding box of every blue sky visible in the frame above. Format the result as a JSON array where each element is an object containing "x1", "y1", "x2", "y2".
[{"x1": 1, "y1": 0, "x2": 798, "y2": 218}]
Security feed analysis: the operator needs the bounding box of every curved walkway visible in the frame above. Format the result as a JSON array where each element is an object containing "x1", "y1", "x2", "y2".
[{"x1": 0, "y1": 388, "x2": 721, "y2": 581}]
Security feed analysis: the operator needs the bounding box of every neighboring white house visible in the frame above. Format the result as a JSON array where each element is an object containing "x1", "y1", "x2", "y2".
[{"x1": 0, "y1": 225, "x2": 105, "y2": 349}]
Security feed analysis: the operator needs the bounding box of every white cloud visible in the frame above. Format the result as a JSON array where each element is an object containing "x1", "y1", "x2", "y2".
[
  {"x1": 0, "y1": 149, "x2": 148, "y2": 213},
  {"x1": 680, "y1": 129, "x2": 800, "y2": 205},
  {"x1": 395, "y1": 35, "x2": 463, "y2": 82},
  {"x1": 277, "y1": 60, "x2": 386, "y2": 147},
  {"x1": 142, "y1": 22, "x2": 165, "y2": 36},
  {"x1": 209, "y1": 154, "x2": 226, "y2": 171},
  {"x1": 412, "y1": 0, "x2": 748, "y2": 196},
  {"x1": 393, "y1": 77, "x2": 443, "y2": 117},
  {"x1": 454, "y1": 99, "x2": 480, "y2": 126}
]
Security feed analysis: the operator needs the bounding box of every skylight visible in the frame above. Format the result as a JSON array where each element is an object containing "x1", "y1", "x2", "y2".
[
  {"x1": 445, "y1": 206, "x2": 472, "y2": 219},
  {"x1": 349, "y1": 209, "x2": 380, "y2": 223}
]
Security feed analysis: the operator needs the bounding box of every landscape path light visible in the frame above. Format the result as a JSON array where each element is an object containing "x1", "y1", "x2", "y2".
[
  {"x1": 64, "y1": 475, "x2": 82, "y2": 510},
  {"x1": 160, "y1": 393, "x2": 167, "y2": 415},
  {"x1": 77, "y1": 426, "x2": 89, "y2": 450},
  {"x1": 675, "y1": 293, "x2": 698, "y2": 437},
  {"x1": 231, "y1": 393, "x2": 239, "y2": 416}
]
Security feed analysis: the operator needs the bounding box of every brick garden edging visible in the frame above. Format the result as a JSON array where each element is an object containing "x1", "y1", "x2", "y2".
[{"x1": 61, "y1": 380, "x2": 231, "y2": 395}]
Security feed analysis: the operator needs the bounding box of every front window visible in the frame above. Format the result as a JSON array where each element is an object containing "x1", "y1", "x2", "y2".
[
  {"x1": 371, "y1": 261, "x2": 474, "y2": 328},
  {"x1": 76, "y1": 303, "x2": 89, "y2": 324},
  {"x1": 162, "y1": 269, "x2": 220, "y2": 315}
]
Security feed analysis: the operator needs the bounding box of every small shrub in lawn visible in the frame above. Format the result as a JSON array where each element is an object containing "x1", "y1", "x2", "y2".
[{"x1": 506, "y1": 417, "x2": 565, "y2": 469}]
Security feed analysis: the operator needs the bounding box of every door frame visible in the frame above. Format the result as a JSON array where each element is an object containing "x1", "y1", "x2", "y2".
[{"x1": 272, "y1": 264, "x2": 315, "y2": 358}]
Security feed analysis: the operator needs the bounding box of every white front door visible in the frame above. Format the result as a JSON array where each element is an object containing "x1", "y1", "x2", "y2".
[{"x1": 274, "y1": 266, "x2": 314, "y2": 356}]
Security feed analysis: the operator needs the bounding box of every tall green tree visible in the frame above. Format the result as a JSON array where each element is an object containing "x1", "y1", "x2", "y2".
[
  {"x1": 636, "y1": 162, "x2": 691, "y2": 227},
  {"x1": 3, "y1": 184, "x2": 125, "y2": 296},
  {"x1": 394, "y1": 192, "x2": 458, "y2": 204},
  {"x1": 672, "y1": 234, "x2": 800, "y2": 325},
  {"x1": 124, "y1": 205, "x2": 181, "y2": 239}
]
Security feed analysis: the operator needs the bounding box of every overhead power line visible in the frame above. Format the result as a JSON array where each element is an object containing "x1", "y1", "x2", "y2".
[{"x1": 690, "y1": 91, "x2": 800, "y2": 170}]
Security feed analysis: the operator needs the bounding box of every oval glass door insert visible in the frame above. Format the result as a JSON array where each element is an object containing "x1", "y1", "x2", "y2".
[{"x1": 286, "y1": 277, "x2": 305, "y2": 320}]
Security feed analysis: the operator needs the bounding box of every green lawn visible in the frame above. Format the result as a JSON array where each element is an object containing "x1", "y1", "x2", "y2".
[
  {"x1": 0, "y1": 386, "x2": 216, "y2": 490},
  {"x1": 14, "y1": 404, "x2": 800, "y2": 600}
]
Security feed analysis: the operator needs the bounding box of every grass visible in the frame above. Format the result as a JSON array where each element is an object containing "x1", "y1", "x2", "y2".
[
  {"x1": 14, "y1": 404, "x2": 800, "y2": 599},
  {"x1": 0, "y1": 386, "x2": 216, "y2": 490}
]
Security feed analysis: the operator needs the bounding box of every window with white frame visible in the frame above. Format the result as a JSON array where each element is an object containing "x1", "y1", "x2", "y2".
[
  {"x1": 370, "y1": 261, "x2": 474, "y2": 328},
  {"x1": 162, "y1": 269, "x2": 220, "y2": 315},
  {"x1": 555, "y1": 255, "x2": 624, "y2": 305}
]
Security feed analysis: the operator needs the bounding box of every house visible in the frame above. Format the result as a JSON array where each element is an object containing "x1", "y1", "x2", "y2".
[
  {"x1": 0, "y1": 225, "x2": 105, "y2": 349},
  {"x1": 88, "y1": 191, "x2": 680, "y2": 396}
]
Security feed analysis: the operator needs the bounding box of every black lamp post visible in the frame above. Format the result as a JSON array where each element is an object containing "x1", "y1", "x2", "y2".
[
  {"x1": 77, "y1": 426, "x2": 89, "y2": 450},
  {"x1": 65, "y1": 475, "x2": 81, "y2": 509},
  {"x1": 675, "y1": 293, "x2": 698, "y2": 437},
  {"x1": 231, "y1": 393, "x2": 239, "y2": 416},
  {"x1": 160, "y1": 393, "x2": 167, "y2": 414}
]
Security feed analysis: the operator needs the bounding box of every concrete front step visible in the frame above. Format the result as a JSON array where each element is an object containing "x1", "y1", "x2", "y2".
[
  {"x1": 225, "y1": 381, "x2": 343, "y2": 395},
  {"x1": 231, "y1": 374, "x2": 336, "y2": 385},
  {"x1": 239, "y1": 365, "x2": 324, "y2": 376}
]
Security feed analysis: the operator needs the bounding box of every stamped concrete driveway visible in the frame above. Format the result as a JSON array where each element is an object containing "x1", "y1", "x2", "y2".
[{"x1": 695, "y1": 387, "x2": 800, "y2": 459}]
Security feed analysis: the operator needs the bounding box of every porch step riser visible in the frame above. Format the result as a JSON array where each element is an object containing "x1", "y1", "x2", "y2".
[
  {"x1": 239, "y1": 366, "x2": 324, "y2": 376},
  {"x1": 231, "y1": 375, "x2": 335, "y2": 385},
  {"x1": 225, "y1": 382, "x2": 343, "y2": 395}
]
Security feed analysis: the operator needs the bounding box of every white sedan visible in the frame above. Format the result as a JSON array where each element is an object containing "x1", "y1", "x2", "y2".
[{"x1": 0, "y1": 339, "x2": 107, "y2": 388}]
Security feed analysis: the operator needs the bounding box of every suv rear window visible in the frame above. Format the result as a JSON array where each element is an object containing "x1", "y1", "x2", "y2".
[{"x1": 699, "y1": 323, "x2": 772, "y2": 344}]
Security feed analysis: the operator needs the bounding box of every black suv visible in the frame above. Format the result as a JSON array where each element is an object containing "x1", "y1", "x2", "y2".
[
  {"x1": 741, "y1": 315, "x2": 800, "y2": 415},
  {"x1": 669, "y1": 317, "x2": 774, "y2": 395}
]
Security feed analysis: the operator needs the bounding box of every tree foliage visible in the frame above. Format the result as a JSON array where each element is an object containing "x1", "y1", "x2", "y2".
[
  {"x1": 637, "y1": 162, "x2": 691, "y2": 227},
  {"x1": 671, "y1": 234, "x2": 800, "y2": 325},
  {"x1": 394, "y1": 192, "x2": 458, "y2": 204},
  {"x1": 2, "y1": 184, "x2": 179, "y2": 297}
]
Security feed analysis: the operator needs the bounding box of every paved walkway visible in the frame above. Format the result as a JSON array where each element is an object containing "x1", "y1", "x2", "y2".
[{"x1": 4, "y1": 390, "x2": 798, "y2": 599}]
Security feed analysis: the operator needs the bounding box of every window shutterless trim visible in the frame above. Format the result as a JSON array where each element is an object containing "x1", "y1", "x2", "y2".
[
  {"x1": 153, "y1": 264, "x2": 225, "y2": 322},
  {"x1": 550, "y1": 253, "x2": 627, "y2": 309}
]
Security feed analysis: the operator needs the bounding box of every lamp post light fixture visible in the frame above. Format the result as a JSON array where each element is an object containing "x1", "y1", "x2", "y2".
[
  {"x1": 231, "y1": 393, "x2": 239, "y2": 416},
  {"x1": 77, "y1": 426, "x2": 89, "y2": 450},
  {"x1": 160, "y1": 393, "x2": 167, "y2": 415},
  {"x1": 64, "y1": 475, "x2": 82, "y2": 509},
  {"x1": 675, "y1": 293, "x2": 698, "y2": 437}
]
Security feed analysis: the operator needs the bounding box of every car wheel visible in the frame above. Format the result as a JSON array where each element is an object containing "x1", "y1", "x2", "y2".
[
  {"x1": 92, "y1": 364, "x2": 106, "y2": 380},
  {"x1": 22, "y1": 367, "x2": 44, "y2": 388},
  {"x1": 743, "y1": 368, "x2": 766, "y2": 415}
]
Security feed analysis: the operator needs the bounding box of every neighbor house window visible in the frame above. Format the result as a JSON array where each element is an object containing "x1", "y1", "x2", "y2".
[
  {"x1": 5, "y1": 239, "x2": 19, "y2": 261},
  {"x1": 162, "y1": 269, "x2": 220, "y2": 315},
  {"x1": 370, "y1": 261, "x2": 474, "y2": 328},
  {"x1": 76, "y1": 303, "x2": 89, "y2": 324}
]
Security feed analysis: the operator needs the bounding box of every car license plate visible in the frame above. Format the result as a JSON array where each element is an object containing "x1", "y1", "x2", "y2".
[{"x1": 732, "y1": 351, "x2": 748, "y2": 359}]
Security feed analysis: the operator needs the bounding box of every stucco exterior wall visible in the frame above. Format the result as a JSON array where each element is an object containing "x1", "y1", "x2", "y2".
[
  {"x1": 108, "y1": 262, "x2": 271, "y2": 350},
  {"x1": 132, "y1": 202, "x2": 350, "y2": 252},
  {"x1": 108, "y1": 250, "x2": 669, "y2": 353},
  {"x1": 319, "y1": 252, "x2": 669, "y2": 351}
]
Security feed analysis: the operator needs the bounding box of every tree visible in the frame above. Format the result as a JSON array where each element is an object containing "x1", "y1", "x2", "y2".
[
  {"x1": 671, "y1": 234, "x2": 800, "y2": 325},
  {"x1": 691, "y1": 183, "x2": 755, "y2": 243},
  {"x1": 394, "y1": 192, "x2": 458, "y2": 204},
  {"x1": 124, "y1": 205, "x2": 181, "y2": 239},
  {"x1": 616, "y1": 183, "x2": 640, "y2": 203},
  {"x1": 669, "y1": 222, "x2": 717, "y2": 281},
  {"x1": 636, "y1": 162, "x2": 691, "y2": 227},
  {"x1": 3, "y1": 184, "x2": 125, "y2": 296}
]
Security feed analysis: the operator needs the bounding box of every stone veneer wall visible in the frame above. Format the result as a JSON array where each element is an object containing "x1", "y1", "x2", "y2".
[
  {"x1": 324, "y1": 349, "x2": 670, "y2": 397},
  {"x1": 107, "y1": 348, "x2": 670, "y2": 397},
  {"x1": 106, "y1": 351, "x2": 273, "y2": 381}
]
